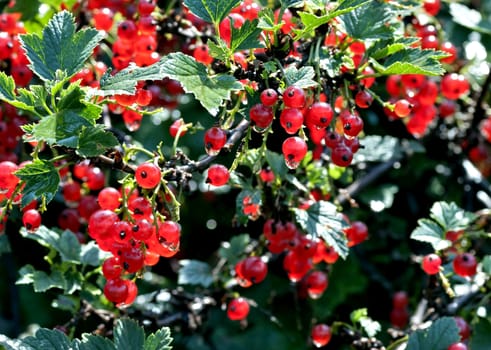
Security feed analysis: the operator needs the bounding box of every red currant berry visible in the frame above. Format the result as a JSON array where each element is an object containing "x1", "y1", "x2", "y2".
[
  {"x1": 422, "y1": 253, "x2": 442, "y2": 275},
  {"x1": 283, "y1": 86, "x2": 306, "y2": 109},
  {"x1": 355, "y1": 90, "x2": 373, "y2": 109},
  {"x1": 135, "y1": 163, "x2": 161, "y2": 189},
  {"x1": 117, "y1": 20, "x2": 138, "y2": 42},
  {"x1": 169, "y1": 118, "x2": 188, "y2": 138},
  {"x1": 204, "y1": 127, "x2": 227, "y2": 156},
  {"x1": 311, "y1": 324, "x2": 332, "y2": 348},
  {"x1": 120, "y1": 246, "x2": 145, "y2": 273},
  {"x1": 98, "y1": 187, "x2": 121, "y2": 211},
  {"x1": 239, "y1": 256, "x2": 268, "y2": 284},
  {"x1": 331, "y1": 143, "x2": 353, "y2": 167},
  {"x1": 193, "y1": 44, "x2": 214, "y2": 65},
  {"x1": 305, "y1": 271, "x2": 328, "y2": 299},
  {"x1": 440, "y1": 41, "x2": 457, "y2": 64},
  {"x1": 104, "y1": 278, "x2": 128, "y2": 304},
  {"x1": 227, "y1": 297, "x2": 250, "y2": 321},
  {"x1": 283, "y1": 250, "x2": 313, "y2": 282},
  {"x1": 137, "y1": 0, "x2": 156, "y2": 16},
  {"x1": 441, "y1": 73, "x2": 470, "y2": 100},
  {"x1": 448, "y1": 343, "x2": 468, "y2": 350},
  {"x1": 206, "y1": 164, "x2": 230, "y2": 186},
  {"x1": 392, "y1": 291, "x2": 409, "y2": 310},
  {"x1": 280, "y1": 108, "x2": 304, "y2": 134},
  {"x1": 102, "y1": 256, "x2": 123, "y2": 280},
  {"x1": 249, "y1": 103, "x2": 274, "y2": 131},
  {"x1": 305, "y1": 102, "x2": 333, "y2": 129},
  {"x1": 393, "y1": 99, "x2": 413, "y2": 118},
  {"x1": 260, "y1": 88, "x2": 279, "y2": 106},
  {"x1": 22, "y1": 209, "x2": 42, "y2": 233},
  {"x1": 390, "y1": 307, "x2": 409, "y2": 329},
  {"x1": 423, "y1": 0, "x2": 441, "y2": 16},
  {"x1": 341, "y1": 112, "x2": 364, "y2": 137},
  {"x1": 282, "y1": 136, "x2": 308, "y2": 169},
  {"x1": 454, "y1": 316, "x2": 471, "y2": 341},
  {"x1": 344, "y1": 221, "x2": 368, "y2": 246},
  {"x1": 453, "y1": 253, "x2": 477, "y2": 277}
]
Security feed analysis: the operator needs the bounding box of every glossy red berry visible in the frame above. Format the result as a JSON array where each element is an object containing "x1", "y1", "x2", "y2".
[
  {"x1": 305, "y1": 271, "x2": 328, "y2": 299},
  {"x1": 138, "y1": 0, "x2": 156, "y2": 16},
  {"x1": 311, "y1": 324, "x2": 332, "y2": 348},
  {"x1": 392, "y1": 291, "x2": 409, "y2": 310},
  {"x1": 249, "y1": 103, "x2": 274, "y2": 130},
  {"x1": 280, "y1": 108, "x2": 304, "y2": 134},
  {"x1": 355, "y1": 90, "x2": 373, "y2": 109},
  {"x1": 283, "y1": 250, "x2": 313, "y2": 282},
  {"x1": 204, "y1": 127, "x2": 227, "y2": 155},
  {"x1": 423, "y1": 0, "x2": 441, "y2": 16},
  {"x1": 344, "y1": 221, "x2": 368, "y2": 246},
  {"x1": 283, "y1": 86, "x2": 306, "y2": 109},
  {"x1": 121, "y1": 246, "x2": 145, "y2": 273},
  {"x1": 448, "y1": 343, "x2": 468, "y2": 350},
  {"x1": 193, "y1": 44, "x2": 214, "y2": 65},
  {"x1": 390, "y1": 307, "x2": 409, "y2": 329},
  {"x1": 117, "y1": 20, "x2": 138, "y2": 42},
  {"x1": 206, "y1": 164, "x2": 230, "y2": 186},
  {"x1": 238, "y1": 256, "x2": 268, "y2": 284},
  {"x1": 440, "y1": 41, "x2": 457, "y2": 64},
  {"x1": 135, "y1": 163, "x2": 161, "y2": 189},
  {"x1": 306, "y1": 102, "x2": 333, "y2": 129},
  {"x1": 453, "y1": 253, "x2": 477, "y2": 277},
  {"x1": 102, "y1": 256, "x2": 123, "y2": 279},
  {"x1": 93, "y1": 7, "x2": 114, "y2": 31},
  {"x1": 104, "y1": 278, "x2": 128, "y2": 304},
  {"x1": 331, "y1": 143, "x2": 353, "y2": 167},
  {"x1": 454, "y1": 316, "x2": 471, "y2": 341},
  {"x1": 22, "y1": 209, "x2": 42, "y2": 232},
  {"x1": 260, "y1": 89, "x2": 279, "y2": 106},
  {"x1": 282, "y1": 136, "x2": 308, "y2": 169},
  {"x1": 98, "y1": 187, "x2": 121, "y2": 211},
  {"x1": 227, "y1": 297, "x2": 250, "y2": 321},
  {"x1": 394, "y1": 99, "x2": 413, "y2": 118},
  {"x1": 169, "y1": 118, "x2": 188, "y2": 138},
  {"x1": 441, "y1": 74, "x2": 470, "y2": 100},
  {"x1": 341, "y1": 112, "x2": 364, "y2": 137},
  {"x1": 422, "y1": 253, "x2": 442, "y2": 275}
]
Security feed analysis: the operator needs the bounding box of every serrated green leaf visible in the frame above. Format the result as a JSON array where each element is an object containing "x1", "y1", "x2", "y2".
[
  {"x1": 293, "y1": 200, "x2": 349, "y2": 258},
  {"x1": 281, "y1": 0, "x2": 303, "y2": 8},
  {"x1": 63, "y1": 269, "x2": 82, "y2": 294},
  {"x1": 160, "y1": 53, "x2": 242, "y2": 116},
  {"x1": 320, "y1": 50, "x2": 349, "y2": 78},
  {"x1": 429, "y1": 202, "x2": 476, "y2": 232},
  {"x1": 58, "y1": 230, "x2": 82, "y2": 263},
  {"x1": 230, "y1": 19, "x2": 263, "y2": 52},
  {"x1": 257, "y1": 8, "x2": 283, "y2": 32},
  {"x1": 17, "y1": 264, "x2": 36, "y2": 285},
  {"x1": 207, "y1": 39, "x2": 230, "y2": 61},
  {"x1": 22, "y1": 328, "x2": 71, "y2": 350},
  {"x1": 0, "y1": 72, "x2": 36, "y2": 112},
  {"x1": 72, "y1": 334, "x2": 115, "y2": 350},
  {"x1": 406, "y1": 317, "x2": 460, "y2": 350},
  {"x1": 410, "y1": 219, "x2": 448, "y2": 251},
  {"x1": 113, "y1": 319, "x2": 145, "y2": 350},
  {"x1": 369, "y1": 37, "x2": 420, "y2": 60},
  {"x1": 15, "y1": 160, "x2": 60, "y2": 208},
  {"x1": 218, "y1": 234, "x2": 251, "y2": 266},
  {"x1": 19, "y1": 11, "x2": 104, "y2": 81},
  {"x1": 58, "y1": 84, "x2": 102, "y2": 122},
  {"x1": 20, "y1": 225, "x2": 60, "y2": 250},
  {"x1": 183, "y1": 0, "x2": 241, "y2": 24},
  {"x1": 143, "y1": 328, "x2": 173, "y2": 350},
  {"x1": 99, "y1": 60, "x2": 169, "y2": 96},
  {"x1": 32, "y1": 269, "x2": 66, "y2": 292},
  {"x1": 283, "y1": 66, "x2": 318, "y2": 89},
  {"x1": 178, "y1": 259, "x2": 215, "y2": 287},
  {"x1": 76, "y1": 126, "x2": 119, "y2": 157},
  {"x1": 339, "y1": 0, "x2": 394, "y2": 41},
  {"x1": 449, "y1": 3, "x2": 491, "y2": 36},
  {"x1": 31, "y1": 112, "x2": 91, "y2": 147},
  {"x1": 374, "y1": 48, "x2": 448, "y2": 76}
]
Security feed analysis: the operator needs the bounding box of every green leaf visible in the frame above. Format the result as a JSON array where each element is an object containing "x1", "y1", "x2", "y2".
[
  {"x1": 51, "y1": 295, "x2": 80, "y2": 313},
  {"x1": 410, "y1": 219, "x2": 449, "y2": 251},
  {"x1": 406, "y1": 317, "x2": 460, "y2": 350},
  {"x1": 449, "y1": 3, "x2": 491, "y2": 36},
  {"x1": 32, "y1": 269, "x2": 66, "y2": 293},
  {"x1": 230, "y1": 19, "x2": 263, "y2": 52},
  {"x1": 257, "y1": 8, "x2": 283, "y2": 32},
  {"x1": 72, "y1": 334, "x2": 115, "y2": 350},
  {"x1": 283, "y1": 66, "x2": 318, "y2": 89},
  {"x1": 265, "y1": 150, "x2": 288, "y2": 178},
  {"x1": 160, "y1": 53, "x2": 242, "y2": 116},
  {"x1": 22, "y1": 328, "x2": 71, "y2": 350},
  {"x1": 293, "y1": 200, "x2": 349, "y2": 259},
  {"x1": 178, "y1": 259, "x2": 215, "y2": 287},
  {"x1": 0, "y1": 334, "x2": 30, "y2": 350},
  {"x1": 218, "y1": 234, "x2": 251, "y2": 266},
  {"x1": 482, "y1": 255, "x2": 491, "y2": 275},
  {"x1": 339, "y1": 0, "x2": 395, "y2": 41},
  {"x1": 374, "y1": 48, "x2": 448, "y2": 76},
  {"x1": 76, "y1": 126, "x2": 119, "y2": 157},
  {"x1": 429, "y1": 201, "x2": 476, "y2": 232},
  {"x1": 207, "y1": 39, "x2": 230, "y2": 61},
  {"x1": 58, "y1": 230, "x2": 82, "y2": 263},
  {"x1": 19, "y1": 11, "x2": 104, "y2": 81},
  {"x1": 15, "y1": 160, "x2": 60, "y2": 208},
  {"x1": 99, "y1": 60, "x2": 169, "y2": 96},
  {"x1": 183, "y1": 0, "x2": 241, "y2": 24},
  {"x1": 80, "y1": 241, "x2": 109, "y2": 266},
  {"x1": 143, "y1": 328, "x2": 173, "y2": 350},
  {"x1": 30, "y1": 112, "x2": 91, "y2": 147},
  {"x1": 113, "y1": 319, "x2": 145, "y2": 350},
  {"x1": 0, "y1": 72, "x2": 36, "y2": 112},
  {"x1": 368, "y1": 37, "x2": 420, "y2": 60},
  {"x1": 350, "y1": 308, "x2": 381, "y2": 337},
  {"x1": 16, "y1": 264, "x2": 36, "y2": 285}
]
